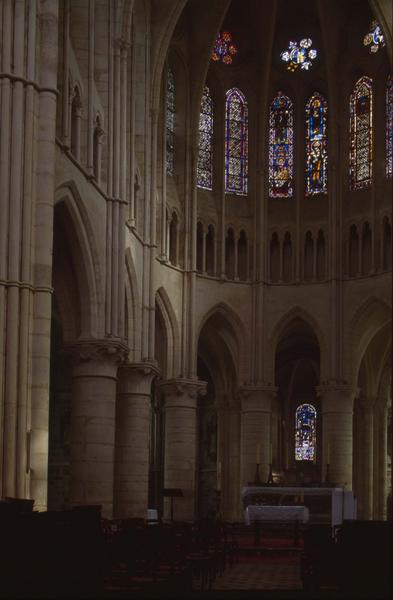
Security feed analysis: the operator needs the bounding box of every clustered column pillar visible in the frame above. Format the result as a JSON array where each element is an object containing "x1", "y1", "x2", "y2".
[
  {"x1": 317, "y1": 384, "x2": 358, "y2": 489},
  {"x1": 69, "y1": 340, "x2": 127, "y2": 518},
  {"x1": 114, "y1": 362, "x2": 159, "y2": 518},
  {"x1": 360, "y1": 399, "x2": 374, "y2": 519},
  {"x1": 160, "y1": 379, "x2": 206, "y2": 521},
  {"x1": 239, "y1": 385, "x2": 277, "y2": 486}
]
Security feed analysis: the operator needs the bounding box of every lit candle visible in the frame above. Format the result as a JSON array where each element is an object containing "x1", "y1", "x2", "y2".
[
  {"x1": 327, "y1": 442, "x2": 330, "y2": 464},
  {"x1": 217, "y1": 461, "x2": 222, "y2": 491},
  {"x1": 256, "y1": 443, "x2": 261, "y2": 465}
]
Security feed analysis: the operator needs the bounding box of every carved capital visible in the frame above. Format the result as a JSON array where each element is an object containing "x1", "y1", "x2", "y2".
[
  {"x1": 159, "y1": 378, "x2": 207, "y2": 400},
  {"x1": 118, "y1": 361, "x2": 160, "y2": 395},
  {"x1": 67, "y1": 338, "x2": 129, "y2": 376},
  {"x1": 237, "y1": 383, "x2": 277, "y2": 412},
  {"x1": 316, "y1": 381, "x2": 359, "y2": 413}
]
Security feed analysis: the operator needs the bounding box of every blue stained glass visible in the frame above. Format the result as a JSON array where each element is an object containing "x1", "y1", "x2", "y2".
[
  {"x1": 387, "y1": 75, "x2": 393, "y2": 178},
  {"x1": 295, "y1": 404, "x2": 316, "y2": 461},
  {"x1": 225, "y1": 88, "x2": 248, "y2": 195},
  {"x1": 306, "y1": 93, "x2": 328, "y2": 195},
  {"x1": 197, "y1": 86, "x2": 213, "y2": 190},
  {"x1": 269, "y1": 92, "x2": 293, "y2": 197}
]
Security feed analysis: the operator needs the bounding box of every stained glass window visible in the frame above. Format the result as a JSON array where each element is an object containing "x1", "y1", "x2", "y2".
[
  {"x1": 166, "y1": 68, "x2": 175, "y2": 175},
  {"x1": 295, "y1": 404, "x2": 316, "y2": 461},
  {"x1": 211, "y1": 31, "x2": 237, "y2": 64},
  {"x1": 306, "y1": 93, "x2": 328, "y2": 195},
  {"x1": 197, "y1": 86, "x2": 214, "y2": 190},
  {"x1": 225, "y1": 88, "x2": 248, "y2": 195},
  {"x1": 350, "y1": 76, "x2": 372, "y2": 190},
  {"x1": 281, "y1": 38, "x2": 317, "y2": 72},
  {"x1": 363, "y1": 20, "x2": 385, "y2": 53},
  {"x1": 269, "y1": 92, "x2": 293, "y2": 197},
  {"x1": 387, "y1": 76, "x2": 393, "y2": 178}
]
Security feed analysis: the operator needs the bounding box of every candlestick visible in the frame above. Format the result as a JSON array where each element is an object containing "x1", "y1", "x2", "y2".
[
  {"x1": 256, "y1": 443, "x2": 260, "y2": 465},
  {"x1": 270, "y1": 442, "x2": 273, "y2": 464},
  {"x1": 327, "y1": 442, "x2": 330, "y2": 464}
]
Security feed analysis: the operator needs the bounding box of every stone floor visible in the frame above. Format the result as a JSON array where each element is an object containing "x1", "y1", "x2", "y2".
[{"x1": 212, "y1": 562, "x2": 302, "y2": 591}]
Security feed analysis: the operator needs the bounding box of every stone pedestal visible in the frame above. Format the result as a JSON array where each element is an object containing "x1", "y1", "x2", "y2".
[
  {"x1": 238, "y1": 384, "x2": 277, "y2": 486},
  {"x1": 69, "y1": 340, "x2": 127, "y2": 518},
  {"x1": 160, "y1": 378, "x2": 206, "y2": 521},
  {"x1": 114, "y1": 362, "x2": 159, "y2": 518},
  {"x1": 317, "y1": 383, "x2": 358, "y2": 490}
]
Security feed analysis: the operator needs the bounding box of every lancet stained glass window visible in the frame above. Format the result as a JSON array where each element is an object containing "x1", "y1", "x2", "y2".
[
  {"x1": 269, "y1": 93, "x2": 293, "y2": 197},
  {"x1": 306, "y1": 93, "x2": 328, "y2": 195},
  {"x1": 350, "y1": 76, "x2": 372, "y2": 190},
  {"x1": 166, "y1": 68, "x2": 175, "y2": 175},
  {"x1": 295, "y1": 404, "x2": 316, "y2": 461},
  {"x1": 197, "y1": 86, "x2": 213, "y2": 190},
  {"x1": 387, "y1": 76, "x2": 393, "y2": 178},
  {"x1": 225, "y1": 88, "x2": 248, "y2": 195}
]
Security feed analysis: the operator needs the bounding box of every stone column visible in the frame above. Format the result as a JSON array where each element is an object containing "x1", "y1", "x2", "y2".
[
  {"x1": 69, "y1": 340, "x2": 127, "y2": 518},
  {"x1": 377, "y1": 402, "x2": 388, "y2": 520},
  {"x1": 238, "y1": 385, "x2": 277, "y2": 486},
  {"x1": 114, "y1": 362, "x2": 159, "y2": 518},
  {"x1": 160, "y1": 379, "x2": 206, "y2": 521},
  {"x1": 361, "y1": 400, "x2": 374, "y2": 519},
  {"x1": 317, "y1": 384, "x2": 358, "y2": 489}
]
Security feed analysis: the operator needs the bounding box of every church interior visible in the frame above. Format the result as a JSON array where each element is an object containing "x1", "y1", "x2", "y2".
[{"x1": 0, "y1": 0, "x2": 392, "y2": 597}]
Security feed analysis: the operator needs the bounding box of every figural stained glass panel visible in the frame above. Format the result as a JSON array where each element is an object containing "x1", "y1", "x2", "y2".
[
  {"x1": 197, "y1": 86, "x2": 213, "y2": 190},
  {"x1": 166, "y1": 68, "x2": 175, "y2": 175},
  {"x1": 350, "y1": 76, "x2": 372, "y2": 190},
  {"x1": 306, "y1": 93, "x2": 328, "y2": 195},
  {"x1": 387, "y1": 75, "x2": 393, "y2": 178},
  {"x1": 269, "y1": 92, "x2": 293, "y2": 197},
  {"x1": 225, "y1": 88, "x2": 248, "y2": 195},
  {"x1": 295, "y1": 404, "x2": 316, "y2": 461}
]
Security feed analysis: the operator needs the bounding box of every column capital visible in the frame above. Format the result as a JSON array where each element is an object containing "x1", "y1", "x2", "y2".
[
  {"x1": 67, "y1": 338, "x2": 129, "y2": 376},
  {"x1": 159, "y1": 378, "x2": 207, "y2": 400},
  {"x1": 316, "y1": 381, "x2": 359, "y2": 412},
  {"x1": 118, "y1": 361, "x2": 160, "y2": 395},
  {"x1": 237, "y1": 383, "x2": 277, "y2": 412}
]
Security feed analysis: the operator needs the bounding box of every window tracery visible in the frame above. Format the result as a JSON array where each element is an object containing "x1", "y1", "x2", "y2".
[
  {"x1": 269, "y1": 92, "x2": 293, "y2": 198},
  {"x1": 295, "y1": 403, "x2": 316, "y2": 461},
  {"x1": 306, "y1": 93, "x2": 327, "y2": 195},
  {"x1": 197, "y1": 86, "x2": 213, "y2": 190},
  {"x1": 225, "y1": 88, "x2": 248, "y2": 195},
  {"x1": 350, "y1": 76, "x2": 372, "y2": 190},
  {"x1": 387, "y1": 75, "x2": 392, "y2": 178},
  {"x1": 166, "y1": 68, "x2": 175, "y2": 175}
]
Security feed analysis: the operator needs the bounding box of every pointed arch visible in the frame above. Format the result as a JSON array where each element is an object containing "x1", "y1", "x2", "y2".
[
  {"x1": 269, "y1": 92, "x2": 294, "y2": 198},
  {"x1": 125, "y1": 248, "x2": 142, "y2": 362},
  {"x1": 54, "y1": 182, "x2": 103, "y2": 338},
  {"x1": 268, "y1": 306, "x2": 326, "y2": 379},
  {"x1": 155, "y1": 287, "x2": 181, "y2": 378},
  {"x1": 346, "y1": 296, "x2": 391, "y2": 382},
  {"x1": 225, "y1": 87, "x2": 248, "y2": 195},
  {"x1": 197, "y1": 302, "x2": 249, "y2": 383}
]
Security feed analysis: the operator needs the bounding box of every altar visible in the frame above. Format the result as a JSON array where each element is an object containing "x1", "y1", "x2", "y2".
[
  {"x1": 241, "y1": 486, "x2": 357, "y2": 527},
  {"x1": 244, "y1": 504, "x2": 310, "y2": 526}
]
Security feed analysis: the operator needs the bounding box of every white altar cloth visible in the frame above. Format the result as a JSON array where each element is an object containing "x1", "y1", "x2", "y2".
[{"x1": 244, "y1": 504, "x2": 310, "y2": 526}]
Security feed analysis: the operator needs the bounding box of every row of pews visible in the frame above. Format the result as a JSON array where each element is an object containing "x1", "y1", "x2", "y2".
[
  {"x1": 300, "y1": 520, "x2": 391, "y2": 599},
  {"x1": 0, "y1": 499, "x2": 239, "y2": 598}
]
